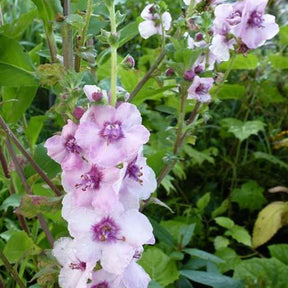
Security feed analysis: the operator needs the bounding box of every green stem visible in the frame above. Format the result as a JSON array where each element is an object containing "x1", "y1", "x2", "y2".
[
  {"x1": 74, "y1": 0, "x2": 93, "y2": 72},
  {"x1": 109, "y1": 2, "x2": 117, "y2": 106},
  {"x1": 0, "y1": 4, "x2": 3, "y2": 26},
  {"x1": 45, "y1": 25, "x2": 58, "y2": 63},
  {"x1": 0, "y1": 249, "x2": 26, "y2": 288},
  {"x1": 128, "y1": 49, "x2": 166, "y2": 102},
  {"x1": 62, "y1": 0, "x2": 73, "y2": 69}
]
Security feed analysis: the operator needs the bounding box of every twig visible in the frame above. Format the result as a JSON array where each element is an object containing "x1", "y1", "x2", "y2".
[
  {"x1": 128, "y1": 49, "x2": 166, "y2": 102},
  {"x1": 62, "y1": 0, "x2": 73, "y2": 69},
  {"x1": 5, "y1": 138, "x2": 54, "y2": 247},
  {"x1": 0, "y1": 145, "x2": 10, "y2": 178},
  {"x1": 0, "y1": 249, "x2": 26, "y2": 288},
  {"x1": 0, "y1": 115, "x2": 62, "y2": 196}
]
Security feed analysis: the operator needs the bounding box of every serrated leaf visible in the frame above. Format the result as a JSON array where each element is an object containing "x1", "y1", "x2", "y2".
[
  {"x1": 184, "y1": 146, "x2": 215, "y2": 165},
  {"x1": 253, "y1": 152, "x2": 288, "y2": 170},
  {"x1": 3, "y1": 231, "x2": 41, "y2": 263},
  {"x1": 180, "y1": 270, "x2": 244, "y2": 288},
  {"x1": 214, "y1": 236, "x2": 230, "y2": 250},
  {"x1": 215, "y1": 247, "x2": 242, "y2": 273},
  {"x1": 15, "y1": 195, "x2": 63, "y2": 219},
  {"x1": 219, "y1": 54, "x2": 258, "y2": 70},
  {"x1": 225, "y1": 225, "x2": 251, "y2": 247},
  {"x1": 66, "y1": 14, "x2": 85, "y2": 30},
  {"x1": 221, "y1": 118, "x2": 265, "y2": 142},
  {"x1": 139, "y1": 247, "x2": 179, "y2": 286},
  {"x1": 0, "y1": 194, "x2": 23, "y2": 211},
  {"x1": 197, "y1": 193, "x2": 210, "y2": 211},
  {"x1": 231, "y1": 181, "x2": 266, "y2": 212},
  {"x1": 214, "y1": 217, "x2": 235, "y2": 229},
  {"x1": 252, "y1": 202, "x2": 288, "y2": 248}
]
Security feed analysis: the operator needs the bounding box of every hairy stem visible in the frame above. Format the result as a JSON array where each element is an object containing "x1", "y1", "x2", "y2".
[
  {"x1": 0, "y1": 249, "x2": 26, "y2": 288},
  {"x1": 5, "y1": 138, "x2": 54, "y2": 247},
  {"x1": 75, "y1": 0, "x2": 93, "y2": 72},
  {"x1": 109, "y1": 1, "x2": 118, "y2": 106},
  {"x1": 0, "y1": 115, "x2": 62, "y2": 196},
  {"x1": 62, "y1": 0, "x2": 73, "y2": 69},
  {"x1": 128, "y1": 49, "x2": 166, "y2": 102},
  {"x1": 45, "y1": 25, "x2": 58, "y2": 63}
]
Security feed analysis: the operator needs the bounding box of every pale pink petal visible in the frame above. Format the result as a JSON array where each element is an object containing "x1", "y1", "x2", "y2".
[
  {"x1": 122, "y1": 262, "x2": 151, "y2": 288},
  {"x1": 139, "y1": 20, "x2": 158, "y2": 39}
]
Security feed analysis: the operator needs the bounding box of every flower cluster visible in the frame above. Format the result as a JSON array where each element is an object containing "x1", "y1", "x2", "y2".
[{"x1": 45, "y1": 86, "x2": 157, "y2": 288}]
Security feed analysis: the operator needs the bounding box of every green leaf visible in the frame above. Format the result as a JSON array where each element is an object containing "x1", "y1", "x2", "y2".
[
  {"x1": 180, "y1": 270, "x2": 244, "y2": 288},
  {"x1": 148, "y1": 281, "x2": 163, "y2": 288},
  {"x1": 179, "y1": 224, "x2": 196, "y2": 247},
  {"x1": 221, "y1": 118, "x2": 265, "y2": 142},
  {"x1": 3, "y1": 231, "x2": 41, "y2": 263},
  {"x1": 279, "y1": 26, "x2": 288, "y2": 45},
  {"x1": 215, "y1": 247, "x2": 242, "y2": 273},
  {"x1": 184, "y1": 249, "x2": 224, "y2": 264},
  {"x1": 269, "y1": 55, "x2": 288, "y2": 69},
  {"x1": 211, "y1": 84, "x2": 246, "y2": 100},
  {"x1": 31, "y1": 0, "x2": 62, "y2": 23},
  {"x1": 214, "y1": 217, "x2": 235, "y2": 229},
  {"x1": 225, "y1": 226, "x2": 251, "y2": 247},
  {"x1": 0, "y1": 35, "x2": 38, "y2": 87},
  {"x1": 118, "y1": 22, "x2": 138, "y2": 47},
  {"x1": 268, "y1": 244, "x2": 288, "y2": 265},
  {"x1": 15, "y1": 195, "x2": 63, "y2": 219},
  {"x1": 252, "y1": 202, "x2": 288, "y2": 248},
  {"x1": 253, "y1": 151, "x2": 288, "y2": 170},
  {"x1": 212, "y1": 199, "x2": 229, "y2": 218},
  {"x1": 197, "y1": 193, "x2": 211, "y2": 211},
  {"x1": 0, "y1": 10, "x2": 37, "y2": 39},
  {"x1": 0, "y1": 194, "x2": 23, "y2": 211},
  {"x1": 66, "y1": 14, "x2": 86, "y2": 30},
  {"x1": 214, "y1": 236, "x2": 230, "y2": 250},
  {"x1": 1, "y1": 86, "x2": 38, "y2": 123},
  {"x1": 25, "y1": 116, "x2": 47, "y2": 147},
  {"x1": 139, "y1": 247, "x2": 179, "y2": 286},
  {"x1": 231, "y1": 181, "x2": 266, "y2": 212},
  {"x1": 184, "y1": 146, "x2": 215, "y2": 165},
  {"x1": 149, "y1": 218, "x2": 175, "y2": 247},
  {"x1": 234, "y1": 258, "x2": 288, "y2": 288},
  {"x1": 219, "y1": 54, "x2": 258, "y2": 70}
]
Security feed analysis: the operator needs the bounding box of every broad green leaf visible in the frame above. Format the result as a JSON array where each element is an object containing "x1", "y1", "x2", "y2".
[
  {"x1": 212, "y1": 199, "x2": 229, "y2": 218},
  {"x1": 279, "y1": 26, "x2": 288, "y2": 45},
  {"x1": 180, "y1": 270, "x2": 244, "y2": 288},
  {"x1": 0, "y1": 35, "x2": 38, "y2": 87},
  {"x1": 214, "y1": 236, "x2": 229, "y2": 250},
  {"x1": 268, "y1": 244, "x2": 288, "y2": 265},
  {"x1": 234, "y1": 258, "x2": 288, "y2": 288},
  {"x1": 1, "y1": 86, "x2": 38, "y2": 123},
  {"x1": 221, "y1": 118, "x2": 265, "y2": 142},
  {"x1": 25, "y1": 115, "x2": 47, "y2": 147},
  {"x1": 269, "y1": 55, "x2": 288, "y2": 69},
  {"x1": 184, "y1": 146, "x2": 215, "y2": 165},
  {"x1": 225, "y1": 226, "x2": 251, "y2": 247},
  {"x1": 161, "y1": 175, "x2": 176, "y2": 194},
  {"x1": 15, "y1": 195, "x2": 63, "y2": 219},
  {"x1": 252, "y1": 202, "x2": 288, "y2": 248},
  {"x1": 119, "y1": 22, "x2": 139, "y2": 47},
  {"x1": 148, "y1": 281, "x2": 163, "y2": 288},
  {"x1": 66, "y1": 14, "x2": 86, "y2": 30},
  {"x1": 211, "y1": 84, "x2": 246, "y2": 100},
  {"x1": 231, "y1": 181, "x2": 266, "y2": 212},
  {"x1": 215, "y1": 247, "x2": 242, "y2": 273},
  {"x1": 0, "y1": 194, "x2": 23, "y2": 211},
  {"x1": 3, "y1": 231, "x2": 41, "y2": 263},
  {"x1": 179, "y1": 224, "x2": 196, "y2": 247},
  {"x1": 184, "y1": 249, "x2": 224, "y2": 264},
  {"x1": 149, "y1": 218, "x2": 175, "y2": 247},
  {"x1": 139, "y1": 247, "x2": 179, "y2": 286},
  {"x1": 214, "y1": 217, "x2": 234, "y2": 229},
  {"x1": 31, "y1": 0, "x2": 62, "y2": 23},
  {"x1": 0, "y1": 10, "x2": 37, "y2": 39},
  {"x1": 253, "y1": 151, "x2": 288, "y2": 170},
  {"x1": 219, "y1": 54, "x2": 258, "y2": 70}
]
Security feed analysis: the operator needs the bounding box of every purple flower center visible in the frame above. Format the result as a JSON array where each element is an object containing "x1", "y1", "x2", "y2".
[
  {"x1": 248, "y1": 11, "x2": 263, "y2": 28},
  {"x1": 92, "y1": 216, "x2": 122, "y2": 243},
  {"x1": 69, "y1": 261, "x2": 86, "y2": 271},
  {"x1": 92, "y1": 91, "x2": 103, "y2": 101},
  {"x1": 126, "y1": 160, "x2": 143, "y2": 184},
  {"x1": 100, "y1": 121, "x2": 124, "y2": 143},
  {"x1": 227, "y1": 10, "x2": 242, "y2": 26},
  {"x1": 76, "y1": 166, "x2": 103, "y2": 191},
  {"x1": 65, "y1": 135, "x2": 81, "y2": 153},
  {"x1": 195, "y1": 83, "x2": 210, "y2": 95},
  {"x1": 92, "y1": 282, "x2": 109, "y2": 288}
]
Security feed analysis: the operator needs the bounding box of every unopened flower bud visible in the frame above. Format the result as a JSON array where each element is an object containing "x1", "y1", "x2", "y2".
[
  {"x1": 183, "y1": 69, "x2": 195, "y2": 81},
  {"x1": 195, "y1": 32, "x2": 203, "y2": 41},
  {"x1": 121, "y1": 55, "x2": 135, "y2": 69},
  {"x1": 194, "y1": 65, "x2": 204, "y2": 74},
  {"x1": 73, "y1": 107, "x2": 85, "y2": 120},
  {"x1": 165, "y1": 68, "x2": 175, "y2": 76}
]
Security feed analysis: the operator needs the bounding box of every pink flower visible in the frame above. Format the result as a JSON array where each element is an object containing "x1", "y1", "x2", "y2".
[
  {"x1": 75, "y1": 103, "x2": 150, "y2": 167},
  {"x1": 210, "y1": 34, "x2": 236, "y2": 62},
  {"x1": 187, "y1": 76, "x2": 214, "y2": 103},
  {"x1": 119, "y1": 152, "x2": 157, "y2": 210},
  {"x1": 139, "y1": 4, "x2": 172, "y2": 39},
  {"x1": 67, "y1": 205, "x2": 155, "y2": 275},
  {"x1": 233, "y1": 0, "x2": 279, "y2": 49},
  {"x1": 83, "y1": 85, "x2": 108, "y2": 102},
  {"x1": 62, "y1": 162, "x2": 123, "y2": 212},
  {"x1": 87, "y1": 269, "x2": 119, "y2": 288},
  {"x1": 52, "y1": 237, "x2": 94, "y2": 288},
  {"x1": 44, "y1": 120, "x2": 83, "y2": 170}
]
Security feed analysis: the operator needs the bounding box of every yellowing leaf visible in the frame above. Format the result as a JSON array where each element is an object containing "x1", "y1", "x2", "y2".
[{"x1": 252, "y1": 202, "x2": 288, "y2": 248}]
